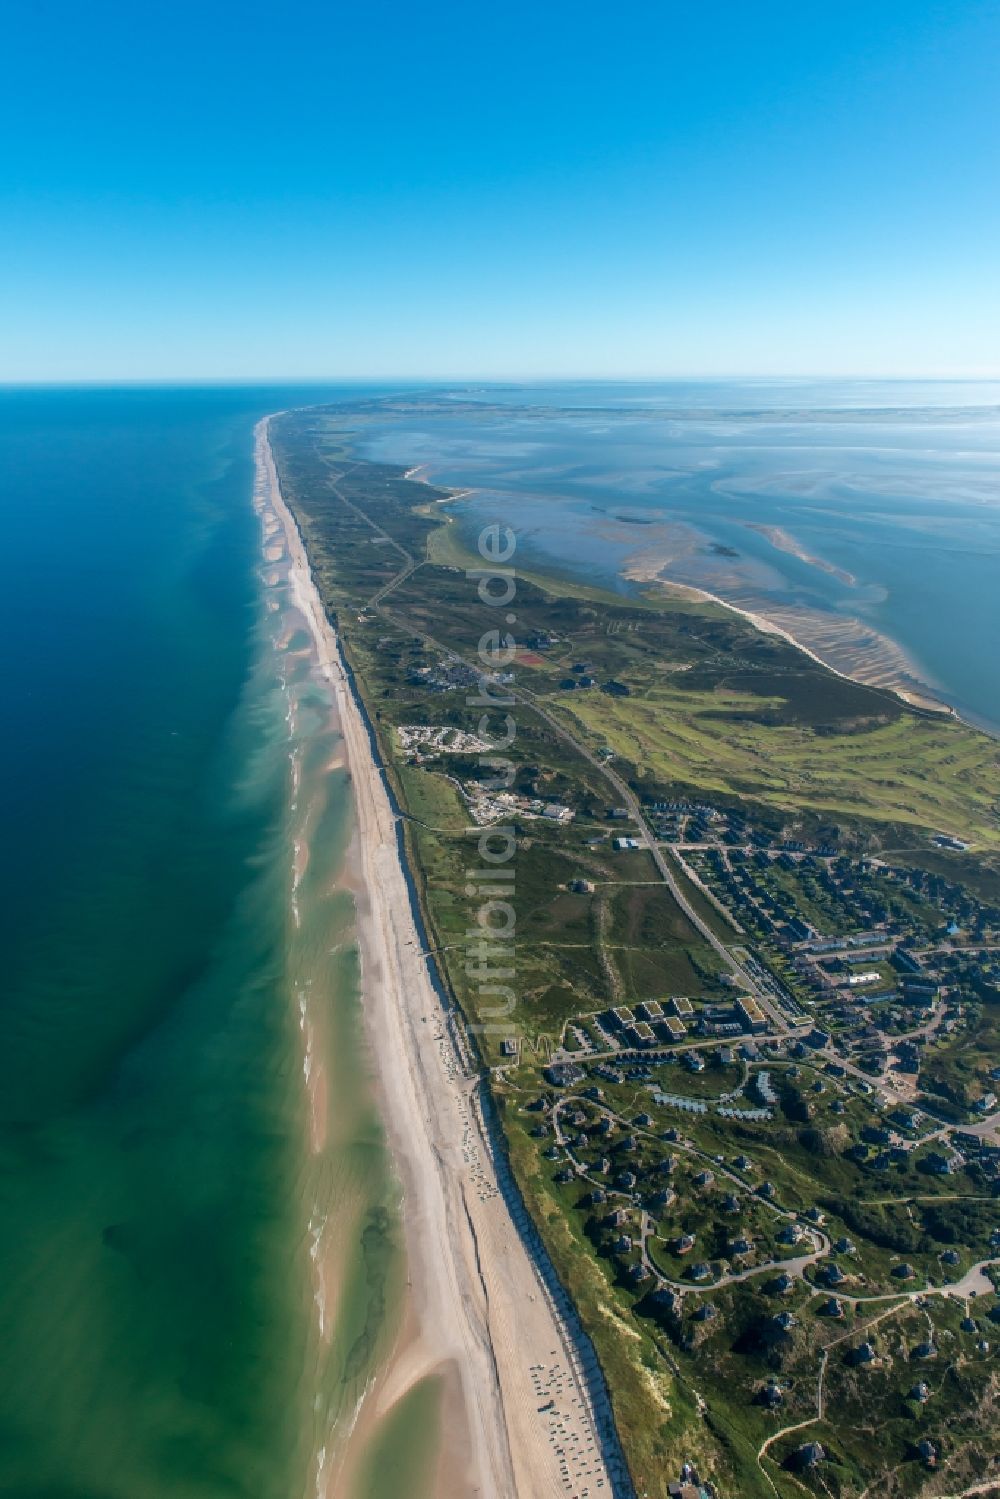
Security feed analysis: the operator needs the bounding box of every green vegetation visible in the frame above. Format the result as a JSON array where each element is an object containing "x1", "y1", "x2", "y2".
[
  {"x1": 554, "y1": 684, "x2": 1000, "y2": 849},
  {"x1": 921, "y1": 997, "x2": 1000, "y2": 1109},
  {"x1": 272, "y1": 405, "x2": 1000, "y2": 1499}
]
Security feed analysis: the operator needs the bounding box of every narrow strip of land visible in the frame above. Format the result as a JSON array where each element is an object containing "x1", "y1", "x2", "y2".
[
  {"x1": 314, "y1": 462, "x2": 771, "y2": 1013},
  {"x1": 258, "y1": 419, "x2": 629, "y2": 1499}
]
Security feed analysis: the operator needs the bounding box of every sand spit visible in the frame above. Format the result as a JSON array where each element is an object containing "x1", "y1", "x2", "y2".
[
  {"x1": 256, "y1": 419, "x2": 632, "y2": 1499},
  {"x1": 743, "y1": 522, "x2": 857, "y2": 587},
  {"x1": 402, "y1": 462, "x2": 476, "y2": 505},
  {"x1": 622, "y1": 551, "x2": 954, "y2": 718}
]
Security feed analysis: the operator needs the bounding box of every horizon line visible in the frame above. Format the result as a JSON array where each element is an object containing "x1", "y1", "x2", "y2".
[{"x1": 3, "y1": 371, "x2": 1000, "y2": 390}]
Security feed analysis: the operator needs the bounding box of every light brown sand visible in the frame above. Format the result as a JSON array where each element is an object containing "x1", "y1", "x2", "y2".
[
  {"x1": 256, "y1": 419, "x2": 615, "y2": 1499},
  {"x1": 622, "y1": 550, "x2": 954, "y2": 718},
  {"x1": 744, "y1": 522, "x2": 857, "y2": 586}
]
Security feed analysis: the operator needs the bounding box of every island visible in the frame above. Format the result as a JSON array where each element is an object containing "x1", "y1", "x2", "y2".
[{"x1": 266, "y1": 403, "x2": 1000, "y2": 1499}]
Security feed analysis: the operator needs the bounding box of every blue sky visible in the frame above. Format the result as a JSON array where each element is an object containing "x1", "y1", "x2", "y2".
[{"x1": 2, "y1": 0, "x2": 999, "y2": 379}]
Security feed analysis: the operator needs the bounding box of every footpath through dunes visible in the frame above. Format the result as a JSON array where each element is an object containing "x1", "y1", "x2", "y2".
[{"x1": 256, "y1": 419, "x2": 635, "y2": 1499}]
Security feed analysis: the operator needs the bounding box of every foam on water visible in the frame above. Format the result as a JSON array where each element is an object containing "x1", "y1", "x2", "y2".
[
  {"x1": 255, "y1": 485, "x2": 414, "y2": 1498},
  {"x1": 0, "y1": 384, "x2": 409, "y2": 1499}
]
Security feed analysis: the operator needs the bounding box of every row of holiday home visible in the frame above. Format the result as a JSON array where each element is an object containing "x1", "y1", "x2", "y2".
[{"x1": 605, "y1": 994, "x2": 767, "y2": 1049}]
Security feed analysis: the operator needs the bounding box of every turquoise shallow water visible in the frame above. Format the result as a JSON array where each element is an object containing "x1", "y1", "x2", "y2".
[
  {"x1": 358, "y1": 381, "x2": 1000, "y2": 732},
  {"x1": 0, "y1": 386, "x2": 403, "y2": 1499},
  {"x1": 1, "y1": 378, "x2": 995, "y2": 1498}
]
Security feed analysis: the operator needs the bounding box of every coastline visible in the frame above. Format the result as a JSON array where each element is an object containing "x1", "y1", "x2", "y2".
[
  {"x1": 685, "y1": 586, "x2": 956, "y2": 719},
  {"x1": 395, "y1": 448, "x2": 970, "y2": 729},
  {"x1": 256, "y1": 418, "x2": 632, "y2": 1499},
  {"x1": 362, "y1": 422, "x2": 981, "y2": 729},
  {"x1": 621, "y1": 555, "x2": 959, "y2": 721},
  {"x1": 404, "y1": 463, "x2": 476, "y2": 505}
]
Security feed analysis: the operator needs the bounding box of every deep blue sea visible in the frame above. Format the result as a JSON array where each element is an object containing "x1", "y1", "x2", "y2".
[
  {"x1": 0, "y1": 378, "x2": 995, "y2": 1499},
  {"x1": 0, "y1": 384, "x2": 412, "y2": 1499}
]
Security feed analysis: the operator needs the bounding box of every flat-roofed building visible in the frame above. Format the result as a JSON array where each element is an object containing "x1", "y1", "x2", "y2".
[
  {"x1": 736, "y1": 997, "x2": 767, "y2": 1033},
  {"x1": 543, "y1": 803, "x2": 574, "y2": 822}
]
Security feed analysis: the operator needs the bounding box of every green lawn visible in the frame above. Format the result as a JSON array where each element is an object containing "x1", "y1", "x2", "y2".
[
  {"x1": 551, "y1": 685, "x2": 1000, "y2": 848},
  {"x1": 274, "y1": 407, "x2": 1000, "y2": 1499}
]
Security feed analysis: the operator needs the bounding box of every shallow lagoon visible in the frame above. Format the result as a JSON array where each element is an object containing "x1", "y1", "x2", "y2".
[{"x1": 361, "y1": 381, "x2": 1000, "y2": 732}]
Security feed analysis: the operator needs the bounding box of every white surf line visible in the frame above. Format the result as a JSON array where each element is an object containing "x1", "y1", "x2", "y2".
[{"x1": 257, "y1": 416, "x2": 632, "y2": 1499}]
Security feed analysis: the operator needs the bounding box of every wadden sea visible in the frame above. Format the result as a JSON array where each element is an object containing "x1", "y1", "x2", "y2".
[
  {"x1": 0, "y1": 387, "x2": 435, "y2": 1499},
  {"x1": 4, "y1": 378, "x2": 995, "y2": 1499},
  {"x1": 358, "y1": 380, "x2": 1000, "y2": 733}
]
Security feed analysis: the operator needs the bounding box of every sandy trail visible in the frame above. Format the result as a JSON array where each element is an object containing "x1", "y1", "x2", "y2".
[{"x1": 256, "y1": 419, "x2": 620, "y2": 1499}]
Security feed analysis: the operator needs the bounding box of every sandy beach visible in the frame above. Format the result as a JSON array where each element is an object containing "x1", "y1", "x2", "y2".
[
  {"x1": 622, "y1": 549, "x2": 954, "y2": 719},
  {"x1": 255, "y1": 419, "x2": 626, "y2": 1499}
]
